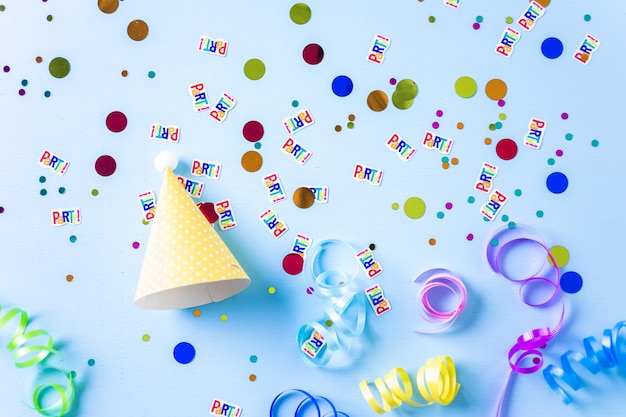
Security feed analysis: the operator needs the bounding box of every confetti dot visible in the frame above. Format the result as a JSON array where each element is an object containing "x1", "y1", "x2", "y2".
[
  {"x1": 591, "y1": 139, "x2": 599, "y2": 147},
  {"x1": 69, "y1": 235, "x2": 77, "y2": 243},
  {"x1": 548, "y1": 245, "x2": 570, "y2": 268},
  {"x1": 91, "y1": 189, "x2": 99, "y2": 196},
  {"x1": 389, "y1": 78, "x2": 396, "y2": 85},
  {"x1": 293, "y1": 187, "x2": 315, "y2": 208},
  {"x1": 21, "y1": 79, "x2": 28, "y2": 87},
  {"x1": 466, "y1": 233, "x2": 474, "y2": 241},
  {"x1": 445, "y1": 202, "x2": 453, "y2": 210},
  {"x1": 498, "y1": 100, "x2": 506, "y2": 107},
  {"x1": 36, "y1": 56, "x2": 43, "y2": 63},
  {"x1": 541, "y1": 37, "x2": 563, "y2": 59},
  {"x1": 347, "y1": 122, "x2": 354, "y2": 129},
  {"x1": 499, "y1": 113, "x2": 507, "y2": 121},
  {"x1": 18, "y1": 89, "x2": 26, "y2": 96},
  {"x1": 508, "y1": 222, "x2": 516, "y2": 229},
  {"x1": 44, "y1": 91, "x2": 51, "y2": 98},
  {"x1": 58, "y1": 187, "x2": 65, "y2": 194},
  {"x1": 49, "y1": 57, "x2": 70, "y2": 78},
  {"x1": 501, "y1": 214, "x2": 509, "y2": 222},
  {"x1": 250, "y1": 355, "x2": 258, "y2": 363},
  {"x1": 331, "y1": 75, "x2": 353, "y2": 97},
  {"x1": 561, "y1": 112, "x2": 569, "y2": 120},
  {"x1": 348, "y1": 114, "x2": 355, "y2": 121},
  {"x1": 485, "y1": 79, "x2": 508, "y2": 101},
  {"x1": 173, "y1": 342, "x2": 196, "y2": 364},
  {"x1": 306, "y1": 287, "x2": 314, "y2": 294},
  {"x1": 495, "y1": 138, "x2": 518, "y2": 160},
  {"x1": 290, "y1": 3, "x2": 311, "y2": 24},
  {"x1": 241, "y1": 150, "x2": 263, "y2": 172},
  {"x1": 132, "y1": 242, "x2": 140, "y2": 249},
  {"x1": 432, "y1": 121, "x2": 440, "y2": 129},
  {"x1": 95, "y1": 155, "x2": 117, "y2": 177},
  {"x1": 39, "y1": 176, "x2": 47, "y2": 183},
  {"x1": 467, "y1": 196, "x2": 475, "y2": 204},
  {"x1": 106, "y1": 111, "x2": 127, "y2": 133},
  {"x1": 121, "y1": 70, "x2": 128, "y2": 77},
  {"x1": 436, "y1": 110, "x2": 443, "y2": 117},
  {"x1": 242, "y1": 120, "x2": 264, "y2": 142},
  {"x1": 428, "y1": 16, "x2": 435, "y2": 23},
  {"x1": 148, "y1": 71, "x2": 155, "y2": 78},
  {"x1": 473, "y1": 23, "x2": 480, "y2": 30},
  {"x1": 40, "y1": 189, "x2": 47, "y2": 196},
  {"x1": 546, "y1": 172, "x2": 568, "y2": 194},
  {"x1": 325, "y1": 320, "x2": 333, "y2": 327},
  {"x1": 535, "y1": 0, "x2": 551, "y2": 6},
  {"x1": 142, "y1": 334, "x2": 150, "y2": 342},
  {"x1": 367, "y1": 90, "x2": 388, "y2": 112},
  {"x1": 436, "y1": 212, "x2": 444, "y2": 219},
  {"x1": 428, "y1": 238, "x2": 437, "y2": 246},
  {"x1": 127, "y1": 19, "x2": 149, "y2": 41},
  {"x1": 193, "y1": 309, "x2": 201, "y2": 317},
  {"x1": 335, "y1": 125, "x2": 342, "y2": 132},
  {"x1": 403, "y1": 197, "x2": 426, "y2": 219},
  {"x1": 514, "y1": 189, "x2": 522, "y2": 197},
  {"x1": 560, "y1": 271, "x2": 583, "y2": 294},
  {"x1": 220, "y1": 314, "x2": 228, "y2": 322},
  {"x1": 556, "y1": 149, "x2": 563, "y2": 157},
  {"x1": 66, "y1": 274, "x2": 73, "y2": 282},
  {"x1": 87, "y1": 359, "x2": 95, "y2": 366},
  {"x1": 490, "y1": 239, "x2": 499, "y2": 247},
  {"x1": 533, "y1": 357, "x2": 541, "y2": 365},
  {"x1": 46, "y1": 15, "x2": 53, "y2": 22},
  {"x1": 98, "y1": 0, "x2": 119, "y2": 14},
  {"x1": 3, "y1": 65, "x2": 9, "y2": 72},
  {"x1": 456, "y1": 122, "x2": 464, "y2": 129},
  {"x1": 584, "y1": 14, "x2": 591, "y2": 22},
  {"x1": 565, "y1": 133, "x2": 573, "y2": 141},
  {"x1": 0, "y1": 5, "x2": 5, "y2": 11},
  {"x1": 369, "y1": 243, "x2": 376, "y2": 250},
  {"x1": 455, "y1": 76, "x2": 477, "y2": 98},
  {"x1": 451, "y1": 157, "x2": 459, "y2": 165},
  {"x1": 391, "y1": 202, "x2": 399, "y2": 210},
  {"x1": 484, "y1": 137, "x2": 492, "y2": 145},
  {"x1": 244, "y1": 58, "x2": 266, "y2": 80},
  {"x1": 442, "y1": 162, "x2": 450, "y2": 170},
  {"x1": 302, "y1": 43, "x2": 324, "y2": 65},
  {"x1": 505, "y1": 16, "x2": 513, "y2": 24},
  {"x1": 547, "y1": 158, "x2": 555, "y2": 166},
  {"x1": 291, "y1": 100, "x2": 299, "y2": 107},
  {"x1": 283, "y1": 253, "x2": 304, "y2": 275},
  {"x1": 536, "y1": 210, "x2": 544, "y2": 218},
  {"x1": 254, "y1": 142, "x2": 262, "y2": 149},
  {"x1": 268, "y1": 286, "x2": 276, "y2": 295},
  {"x1": 249, "y1": 374, "x2": 257, "y2": 382},
  {"x1": 476, "y1": 16, "x2": 483, "y2": 23}
]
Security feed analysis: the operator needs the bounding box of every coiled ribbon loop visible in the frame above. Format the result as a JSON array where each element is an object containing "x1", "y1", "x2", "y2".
[
  {"x1": 414, "y1": 269, "x2": 467, "y2": 333},
  {"x1": 270, "y1": 389, "x2": 350, "y2": 417},
  {"x1": 543, "y1": 320, "x2": 626, "y2": 404},
  {"x1": 359, "y1": 356, "x2": 460, "y2": 414}
]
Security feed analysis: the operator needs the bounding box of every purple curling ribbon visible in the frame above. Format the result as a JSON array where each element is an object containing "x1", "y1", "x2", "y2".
[
  {"x1": 486, "y1": 225, "x2": 564, "y2": 417},
  {"x1": 543, "y1": 320, "x2": 626, "y2": 404},
  {"x1": 270, "y1": 389, "x2": 349, "y2": 417}
]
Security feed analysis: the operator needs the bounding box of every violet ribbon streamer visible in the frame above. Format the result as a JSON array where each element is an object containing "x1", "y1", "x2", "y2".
[
  {"x1": 485, "y1": 225, "x2": 564, "y2": 417},
  {"x1": 543, "y1": 320, "x2": 626, "y2": 404}
]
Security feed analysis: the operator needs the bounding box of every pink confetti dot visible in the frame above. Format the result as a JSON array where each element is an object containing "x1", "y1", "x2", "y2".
[
  {"x1": 436, "y1": 110, "x2": 443, "y2": 117},
  {"x1": 432, "y1": 121, "x2": 440, "y2": 129},
  {"x1": 389, "y1": 78, "x2": 397, "y2": 85},
  {"x1": 466, "y1": 233, "x2": 474, "y2": 241},
  {"x1": 561, "y1": 112, "x2": 569, "y2": 120},
  {"x1": 556, "y1": 149, "x2": 563, "y2": 157},
  {"x1": 473, "y1": 23, "x2": 480, "y2": 30},
  {"x1": 498, "y1": 100, "x2": 506, "y2": 107},
  {"x1": 132, "y1": 242, "x2": 140, "y2": 249},
  {"x1": 306, "y1": 287, "x2": 314, "y2": 294},
  {"x1": 445, "y1": 202, "x2": 453, "y2": 210}
]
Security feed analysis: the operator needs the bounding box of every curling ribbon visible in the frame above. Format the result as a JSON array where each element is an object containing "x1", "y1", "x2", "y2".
[
  {"x1": 486, "y1": 225, "x2": 564, "y2": 417},
  {"x1": 270, "y1": 389, "x2": 350, "y2": 417},
  {"x1": 297, "y1": 239, "x2": 367, "y2": 367},
  {"x1": 414, "y1": 268, "x2": 467, "y2": 333},
  {"x1": 359, "y1": 356, "x2": 460, "y2": 414},
  {"x1": 543, "y1": 320, "x2": 626, "y2": 404},
  {"x1": 0, "y1": 305, "x2": 75, "y2": 417}
]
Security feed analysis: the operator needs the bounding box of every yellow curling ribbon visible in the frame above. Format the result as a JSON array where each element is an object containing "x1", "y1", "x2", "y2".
[
  {"x1": 359, "y1": 356, "x2": 460, "y2": 414},
  {"x1": 0, "y1": 305, "x2": 75, "y2": 417}
]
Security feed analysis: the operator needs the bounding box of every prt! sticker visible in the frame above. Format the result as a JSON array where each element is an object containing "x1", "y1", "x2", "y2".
[
  {"x1": 301, "y1": 330, "x2": 326, "y2": 359},
  {"x1": 38, "y1": 150, "x2": 70, "y2": 175},
  {"x1": 209, "y1": 398, "x2": 242, "y2": 417},
  {"x1": 150, "y1": 124, "x2": 180, "y2": 143},
  {"x1": 188, "y1": 82, "x2": 211, "y2": 112},
  {"x1": 137, "y1": 190, "x2": 156, "y2": 222},
  {"x1": 176, "y1": 175, "x2": 204, "y2": 198},
  {"x1": 480, "y1": 189, "x2": 507, "y2": 221},
  {"x1": 52, "y1": 208, "x2": 81, "y2": 226},
  {"x1": 281, "y1": 137, "x2": 312, "y2": 164},
  {"x1": 198, "y1": 36, "x2": 228, "y2": 56},
  {"x1": 386, "y1": 133, "x2": 416, "y2": 161},
  {"x1": 209, "y1": 93, "x2": 236, "y2": 123},
  {"x1": 356, "y1": 248, "x2": 383, "y2": 278},
  {"x1": 474, "y1": 163, "x2": 498, "y2": 193},
  {"x1": 523, "y1": 118, "x2": 547, "y2": 149},
  {"x1": 353, "y1": 164, "x2": 383, "y2": 186},
  {"x1": 307, "y1": 186, "x2": 329, "y2": 203},
  {"x1": 259, "y1": 208, "x2": 288, "y2": 238},
  {"x1": 367, "y1": 34, "x2": 391, "y2": 64},
  {"x1": 283, "y1": 109, "x2": 314, "y2": 135},
  {"x1": 262, "y1": 173, "x2": 286, "y2": 203},
  {"x1": 215, "y1": 199, "x2": 237, "y2": 230},
  {"x1": 365, "y1": 284, "x2": 392, "y2": 316},
  {"x1": 191, "y1": 159, "x2": 221, "y2": 179},
  {"x1": 495, "y1": 27, "x2": 521, "y2": 58},
  {"x1": 517, "y1": 1, "x2": 545, "y2": 31},
  {"x1": 573, "y1": 34, "x2": 600, "y2": 65},
  {"x1": 422, "y1": 131, "x2": 453, "y2": 154}
]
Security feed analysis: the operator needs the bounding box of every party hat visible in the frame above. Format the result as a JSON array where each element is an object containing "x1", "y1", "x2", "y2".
[{"x1": 134, "y1": 152, "x2": 250, "y2": 309}]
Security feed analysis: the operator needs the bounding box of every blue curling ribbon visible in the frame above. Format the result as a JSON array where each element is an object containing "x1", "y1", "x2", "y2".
[
  {"x1": 543, "y1": 320, "x2": 626, "y2": 404},
  {"x1": 270, "y1": 389, "x2": 350, "y2": 417}
]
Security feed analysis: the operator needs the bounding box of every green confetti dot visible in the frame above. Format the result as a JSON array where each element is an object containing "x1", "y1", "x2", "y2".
[
  {"x1": 46, "y1": 15, "x2": 53, "y2": 22},
  {"x1": 490, "y1": 239, "x2": 499, "y2": 247},
  {"x1": 391, "y1": 202, "x2": 399, "y2": 210},
  {"x1": 514, "y1": 189, "x2": 522, "y2": 197},
  {"x1": 428, "y1": 16, "x2": 435, "y2": 23},
  {"x1": 40, "y1": 189, "x2": 47, "y2": 196},
  {"x1": 536, "y1": 210, "x2": 544, "y2": 218},
  {"x1": 142, "y1": 334, "x2": 150, "y2": 342},
  {"x1": 501, "y1": 214, "x2": 509, "y2": 222},
  {"x1": 69, "y1": 235, "x2": 77, "y2": 243},
  {"x1": 49, "y1": 57, "x2": 71, "y2": 78},
  {"x1": 244, "y1": 58, "x2": 265, "y2": 80},
  {"x1": 547, "y1": 158, "x2": 555, "y2": 165},
  {"x1": 347, "y1": 122, "x2": 354, "y2": 129},
  {"x1": 0, "y1": 5, "x2": 5, "y2": 11},
  {"x1": 455, "y1": 76, "x2": 477, "y2": 99},
  {"x1": 591, "y1": 139, "x2": 599, "y2": 147},
  {"x1": 142, "y1": 219, "x2": 150, "y2": 225},
  {"x1": 489, "y1": 124, "x2": 496, "y2": 131},
  {"x1": 467, "y1": 196, "x2": 475, "y2": 204},
  {"x1": 499, "y1": 113, "x2": 507, "y2": 120},
  {"x1": 403, "y1": 197, "x2": 426, "y2": 219},
  {"x1": 436, "y1": 211, "x2": 444, "y2": 219},
  {"x1": 220, "y1": 314, "x2": 228, "y2": 322},
  {"x1": 91, "y1": 189, "x2": 99, "y2": 196},
  {"x1": 565, "y1": 133, "x2": 573, "y2": 141},
  {"x1": 396, "y1": 79, "x2": 418, "y2": 101},
  {"x1": 289, "y1": 3, "x2": 311, "y2": 25},
  {"x1": 505, "y1": 16, "x2": 513, "y2": 24}
]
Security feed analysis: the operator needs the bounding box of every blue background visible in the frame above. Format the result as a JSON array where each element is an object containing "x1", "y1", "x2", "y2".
[{"x1": 1, "y1": 1, "x2": 625, "y2": 416}]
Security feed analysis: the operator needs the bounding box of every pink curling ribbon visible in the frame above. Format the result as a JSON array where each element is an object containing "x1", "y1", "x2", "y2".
[
  {"x1": 270, "y1": 389, "x2": 350, "y2": 417},
  {"x1": 543, "y1": 320, "x2": 626, "y2": 404},
  {"x1": 485, "y1": 224, "x2": 564, "y2": 417},
  {"x1": 0, "y1": 305, "x2": 75, "y2": 417},
  {"x1": 297, "y1": 239, "x2": 367, "y2": 367},
  {"x1": 414, "y1": 268, "x2": 467, "y2": 333}
]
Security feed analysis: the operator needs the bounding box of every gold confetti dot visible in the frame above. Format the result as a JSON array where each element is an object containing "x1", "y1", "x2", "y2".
[
  {"x1": 249, "y1": 374, "x2": 257, "y2": 381},
  {"x1": 121, "y1": 69, "x2": 128, "y2": 77},
  {"x1": 484, "y1": 137, "x2": 492, "y2": 145},
  {"x1": 367, "y1": 90, "x2": 388, "y2": 112},
  {"x1": 456, "y1": 122, "x2": 464, "y2": 129},
  {"x1": 348, "y1": 114, "x2": 356, "y2": 121},
  {"x1": 293, "y1": 187, "x2": 315, "y2": 209},
  {"x1": 451, "y1": 157, "x2": 459, "y2": 165},
  {"x1": 35, "y1": 56, "x2": 43, "y2": 63},
  {"x1": 127, "y1": 19, "x2": 149, "y2": 41},
  {"x1": 335, "y1": 125, "x2": 342, "y2": 132},
  {"x1": 66, "y1": 274, "x2": 74, "y2": 282},
  {"x1": 428, "y1": 238, "x2": 437, "y2": 246},
  {"x1": 193, "y1": 309, "x2": 201, "y2": 317}
]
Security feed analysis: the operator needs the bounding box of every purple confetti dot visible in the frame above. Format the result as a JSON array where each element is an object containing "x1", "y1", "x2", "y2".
[
  {"x1": 498, "y1": 100, "x2": 506, "y2": 107},
  {"x1": 556, "y1": 149, "x2": 563, "y2": 157},
  {"x1": 466, "y1": 233, "x2": 474, "y2": 241},
  {"x1": 561, "y1": 112, "x2": 569, "y2": 120},
  {"x1": 473, "y1": 23, "x2": 480, "y2": 30},
  {"x1": 0, "y1": 207, "x2": 5, "y2": 214},
  {"x1": 18, "y1": 89, "x2": 26, "y2": 96},
  {"x1": 3, "y1": 65, "x2": 10, "y2": 73},
  {"x1": 436, "y1": 110, "x2": 443, "y2": 117},
  {"x1": 132, "y1": 242, "x2": 140, "y2": 249},
  {"x1": 389, "y1": 78, "x2": 397, "y2": 85},
  {"x1": 432, "y1": 121, "x2": 440, "y2": 129},
  {"x1": 445, "y1": 202, "x2": 453, "y2": 210}
]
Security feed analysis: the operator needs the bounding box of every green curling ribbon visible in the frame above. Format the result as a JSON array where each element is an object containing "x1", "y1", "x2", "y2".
[{"x1": 0, "y1": 305, "x2": 75, "y2": 417}]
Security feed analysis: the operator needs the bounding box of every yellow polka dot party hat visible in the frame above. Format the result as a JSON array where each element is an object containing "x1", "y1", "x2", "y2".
[{"x1": 135, "y1": 152, "x2": 250, "y2": 309}]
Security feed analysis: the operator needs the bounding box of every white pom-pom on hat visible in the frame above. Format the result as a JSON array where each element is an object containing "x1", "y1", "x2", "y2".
[{"x1": 154, "y1": 151, "x2": 178, "y2": 173}]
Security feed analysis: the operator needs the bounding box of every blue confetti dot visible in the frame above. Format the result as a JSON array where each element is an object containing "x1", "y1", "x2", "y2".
[
  {"x1": 173, "y1": 342, "x2": 196, "y2": 364},
  {"x1": 546, "y1": 172, "x2": 568, "y2": 194},
  {"x1": 560, "y1": 271, "x2": 583, "y2": 294},
  {"x1": 331, "y1": 75, "x2": 353, "y2": 97},
  {"x1": 541, "y1": 37, "x2": 564, "y2": 59}
]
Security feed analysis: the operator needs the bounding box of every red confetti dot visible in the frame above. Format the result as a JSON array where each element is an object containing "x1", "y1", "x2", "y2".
[
  {"x1": 106, "y1": 111, "x2": 128, "y2": 133},
  {"x1": 302, "y1": 43, "x2": 324, "y2": 65},
  {"x1": 533, "y1": 357, "x2": 541, "y2": 365},
  {"x1": 242, "y1": 121, "x2": 264, "y2": 142},
  {"x1": 282, "y1": 253, "x2": 304, "y2": 275},
  {"x1": 95, "y1": 155, "x2": 117, "y2": 176},
  {"x1": 495, "y1": 138, "x2": 518, "y2": 160}
]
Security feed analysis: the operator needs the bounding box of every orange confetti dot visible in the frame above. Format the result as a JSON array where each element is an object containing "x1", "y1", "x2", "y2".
[
  {"x1": 66, "y1": 274, "x2": 74, "y2": 282},
  {"x1": 485, "y1": 79, "x2": 508, "y2": 101},
  {"x1": 193, "y1": 309, "x2": 201, "y2": 317},
  {"x1": 456, "y1": 122, "x2": 464, "y2": 129},
  {"x1": 35, "y1": 56, "x2": 43, "y2": 63},
  {"x1": 451, "y1": 157, "x2": 459, "y2": 165},
  {"x1": 428, "y1": 238, "x2": 437, "y2": 246},
  {"x1": 442, "y1": 162, "x2": 450, "y2": 169},
  {"x1": 121, "y1": 70, "x2": 128, "y2": 77},
  {"x1": 249, "y1": 374, "x2": 257, "y2": 381},
  {"x1": 335, "y1": 125, "x2": 342, "y2": 132},
  {"x1": 484, "y1": 137, "x2": 492, "y2": 145},
  {"x1": 348, "y1": 114, "x2": 356, "y2": 121}
]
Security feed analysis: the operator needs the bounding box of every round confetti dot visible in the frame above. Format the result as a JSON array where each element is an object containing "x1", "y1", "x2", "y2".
[
  {"x1": 547, "y1": 158, "x2": 555, "y2": 166},
  {"x1": 536, "y1": 210, "x2": 544, "y2": 218},
  {"x1": 241, "y1": 150, "x2": 263, "y2": 172},
  {"x1": 106, "y1": 111, "x2": 127, "y2": 133},
  {"x1": 391, "y1": 93, "x2": 413, "y2": 110},
  {"x1": 498, "y1": 100, "x2": 506, "y2": 107},
  {"x1": 87, "y1": 359, "x2": 95, "y2": 366},
  {"x1": 489, "y1": 124, "x2": 496, "y2": 131},
  {"x1": 445, "y1": 202, "x2": 453, "y2": 210},
  {"x1": 44, "y1": 91, "x2": 51, "y2": 98},
  {"x1": 331, "y1": 75, "x2": 353, "y2": 97},
  {"x1": 451, "y1": 157, "x2": 459, "y2": 165},
  {"x1": 249, "y1": 374, "x2": 257, "y2": 382},
  {"x1": 193, "y1": 309, "x2": 201, "y2": 317},
  {"x1": 565, "y1": 133, "x2": 573, "y2": 141},
  {"x1": 306, "y1": 287, "x2": 314, "y2": 294},
  {"x1": 441, "y1": 156, "x2": 449, "y2": 164},
  {"x1": 293, "y1": 187, "x2": 315, "y2": 208},
  {"x1": 268, "y1": 286, "x2": 276, "y2": 295},
  {"x1": 467, "y1": 196, "x2": 475, "y2": 204},
  {"x1": 91, "y1": 189, "x2": 99, "y2": 196},
  {"x1": 244, "y1": 58, "x2": 266, "y2": 80},
  {"x1": 335, "y1": 125, "x2": 342, "y2": 132},
  {"x1": 473, "y1": 23, "x2": 480, "y2": 30},
  {"x1": 490, "y1": 239, "x2": 499, "y2": 247},
  {"x1": 548, "y1": 245, "x2": 570, "y2": 268},
  {"x1": 541, "y1": 37, "x2": 563, "y2": 59},
  {"x1": 369, "y1": 243, "x2": 376, "y2": 250},
  {"x1": 18, "y1": 89, "x2": 26, "y2": 96},
  {"x1": 348, "y1": 114, "x2": 355, "y2": 122},
  {"x1": 391, "y1": 202, "x2": 399, "y2": 210},
  {"x1": 466, "y1": 233, "x2": 474, "y2": 241},
  {"x1": 290, "y1": 3, "x2": 311, "y2": 24},
  {"x1": 432, "y1": 121, "x2": 440, "y2": 129},
  {"x1": 534, "y1": 0, "x2": 551, "y2": 7},
  {"x1": 389, "y1": 78, "x2": 396, "y2": 85},
  {"x1": 98, "y1": 0, "x2": 119, "y2": 14},
  {"x1": 501, "y1": 215, "x2": 509, "y2": 222},
  {"x1": 242, "y1": 120, "x2": 264, "y2": 142},
  {"x1": 220, "y1": 314, "x2": 228, "y2": 322},
  {"x1": 58, "y1": 187, "x2": 65, "y2": 194},
  {"x1": 556, "y1": 149, "x2": 563, "y2": 157},
  {"x1": 121, "y1": 70, "x2": 128, "y2": 77},
  {"x1": 132, "y1": 242, "x2": 140, "y2": 249},
  {"x1": 69, "y1": 235, "x2": 77, "y2": 243},
  {"x1": 366, "y1": 90, "x2": 388, "y2": 112},
  {"x1": 142, "y1": 334, "x2": 150, "y2": 342},
  {"x1": 436, "y1": 110, "x2": 443, "y2": 117},
  {"x1": 533, "y1": 357, "x2": 541, "y2": 365},
  {"x1": 347, "y1": 122, "x2": 354, "y2": 129},
  {"x1": 292, "y1": 100, "x2": 299, "y2": 107},
  {"x1": 254, "y1": 142, "x2": 262, "y2": 149},
  {"x1": 127, "y1": 19, "x2": 149, "y2": 41},
  {"x1": 495, "y1": 122, "x2": 503, "y2": 129},
  {"x1": 485, "y1": 79, "x2": 508, "y2": 101},
  {"x1": 3, "y1": 65, "x2": 9, "y2": 72},
  {"x1": 283, "y1": 253, "x2": 304, "y2": 275},
  {"x1": 302, "y1": 43, "x2": 324, "y2": 65},
  {"x1": 484, "y1": 137, "x2": 492, "y2": 145},
  {"x1": 39, "y1": 176, "x2": 46, "y2": 183},
  {"x1": 591, "y1": 139, "x2": 599, "y2": 147},
  {"x1": 514, "y1": 189, "x2": 522, "y2": 197},
  {"x1": 0, "y1": 5, "x2": 5, "y2": 11},
  {"x1": 428, "y1": 16, "x2": 435, "y2": 23},
  {"x1": 495, "y1": 138, "x2": 518, "y2": 160},
  {"x1": 561, "y1": 112, "x2": 569, "y2": 120},
  {"x1": 403, "y1": 197, "x2": 426, "y2": 219},
  {"x1": 49, "y1": 57, "x2": 70, "y2": 78},
  {"x1": 95, "y1": 155, "x2": 117, "y2": 177},
  {"x1": 499, "y1": 113, "x2": 507, "y2": 121},
  {"x1": 508, "y1": 222, "x2": 516, "y2": 229},
  {"x1": 428, "y1": 238, "x2": 437, "y2": 246},
  {"x1": 584, "y1": 14, "x2": 591, "y2": 22},
  {"x1": 455, "y1": 76, "x2": 477, "y2": 98},
  {"x1": 250, "y1": 355, "x2": 258, "y2": 363},
  {"x1": 46, "y1": 15, "x2": 53, "y2": 22},
  {"x1": 505, "y1": 16, "x2": 513, "y2": 24},
  {"x1": 456, "y1": 122, "x2": 464, "y2": 130},
  {"x1": 442, "y1": 162, "x2": 450, "y2": 170},
  {"x1": 325, "y1": 320, "x2": 333, "y2": 327},
  {"x1": 148, "y1": 71, "x2": 156, "y2": 79},
  {"x1": 40, "y1": 189, "x2": 47, "y2": 196},
  {"x1": 21, "y1": 79, "x2": 28, "y2": 87},
  {"x1": 436, "y1": 212, "x2": 444, "y2": 219},
  {"x1": 560, "y1": 271, "x2": 583, "y2": 294},
  {"x1": 35, "y1": 57, "x2": 43, "y2": 63},
  {"x1": 66, "y1": 274, "x2": 73, "y2": 282},
  {"x1": 173, "y1": 342, "x2": 195, "y2": 364},
  {"x1": 476, "y1": 16, "x2": 483, "y2": 23},
  {"x1": 546, "y1": 172, "x2": 568, "y2": 194}
]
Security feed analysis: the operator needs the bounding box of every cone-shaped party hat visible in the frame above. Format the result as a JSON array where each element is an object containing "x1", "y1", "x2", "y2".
[{"x1": 135, "y1": 154, "x2": 250, "y2": 309}]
